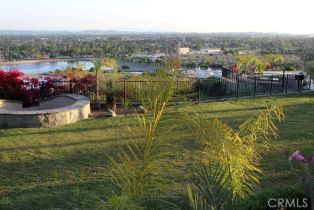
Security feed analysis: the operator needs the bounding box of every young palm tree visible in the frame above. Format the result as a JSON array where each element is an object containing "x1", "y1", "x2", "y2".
[
  {"x1": 93, "y1": 60, "x2": 103, "y2": 109},
  {"x1": 102, "y1": 57, "x2": 119, "y2": 73},
  {"x1": 103, "y1": 79, "x2": 123, "y2": 115},
  {"x1": 105, "y1": 59, "x2": 284, "y2": 209},
  {"x1": 93, "y1": 58, "x2": 119, "y2": 109},
  {"x1": 105, "y1": 67, "x2": 177, "y2": 209}
]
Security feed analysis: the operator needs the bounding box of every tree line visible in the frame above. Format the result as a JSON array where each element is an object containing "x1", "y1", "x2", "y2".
[{"x1": 1, "y1": 33, "x2": 314, "y2": 62}]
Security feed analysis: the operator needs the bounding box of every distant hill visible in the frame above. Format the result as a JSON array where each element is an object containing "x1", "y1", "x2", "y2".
[
  {"x1": 0, "y1": 30, "x2": 177, "y2": 36},
  {"x1": 0, "y1": 30, "x2": 311, "y2": 37}
]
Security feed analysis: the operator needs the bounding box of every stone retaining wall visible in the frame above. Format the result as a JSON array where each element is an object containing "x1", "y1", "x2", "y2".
[
  {"x1": 0, "y1": 100, "x2": 23, "y2": 111},
  {"x1": 0, "y1": 94, "x2": 90, "y2": 128}
]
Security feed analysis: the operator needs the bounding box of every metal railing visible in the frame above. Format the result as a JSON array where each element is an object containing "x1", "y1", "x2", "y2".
[{"x1": 31, "y1": 74, "x2": 312, "y2": 104}]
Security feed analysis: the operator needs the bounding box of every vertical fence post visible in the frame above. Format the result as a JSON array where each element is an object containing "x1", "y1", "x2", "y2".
[
  {"x1": 270, "y1": 75, "x2": 273, "y2": 95},
  {"x1": 41, "y1": 81, "x2": 45, "y2": 99},
  {"x1": 31, "y1": 84, "x2": 35, "y2": 104},
  {"x1": 198, "y1": 79, "x2": 201, "y2": 101},
  {"x1": 282, "y1": 72, "x2": 285, "y2": 93},
  {"x1": 123, "y1": 80, "x2": 126, "y2": 102},
  {"x1": 236, "y1": 76, "x2": 239, "y2": 99},
  {"x1": 217, "y1": 78, "x2": 221, "y2": 100},
  {"x1": 253, "y1": 76, "x2": 257, "y2": 97},
  {"x1": 286, "y1": 74, "x2": 289, "y2": 93}
]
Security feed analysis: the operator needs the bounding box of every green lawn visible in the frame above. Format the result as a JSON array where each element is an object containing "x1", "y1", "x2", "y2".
[{"x1": 1, "y1": 92, "x2": 314, "y2": 209}]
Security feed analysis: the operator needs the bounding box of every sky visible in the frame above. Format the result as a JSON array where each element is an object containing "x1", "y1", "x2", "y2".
[{"x1": 0, "y1": 0, "x2": 314, "y2": 34}]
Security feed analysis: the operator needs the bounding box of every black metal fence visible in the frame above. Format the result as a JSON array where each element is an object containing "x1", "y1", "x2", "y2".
[
  {"x1": 36, "y1": 74, "x2": 312, "y2": 104},
  {"x1": 196, "y1": 74, "x2": 312, "y2": 101}
]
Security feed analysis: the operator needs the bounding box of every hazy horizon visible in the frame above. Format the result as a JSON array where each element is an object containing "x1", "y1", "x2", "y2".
[
  {"x1": 1, "y1": 0, "x2": 314, "y2": 35},
  {"x1": 1, "y1": 30, "x2": 313, "y2": 36}
]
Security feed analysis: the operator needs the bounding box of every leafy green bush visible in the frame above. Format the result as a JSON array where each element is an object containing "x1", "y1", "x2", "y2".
[
  {"x1": 285, "y1": 65, "x2": 297, "y2": 71},
  {"x1": 193, "y1": 79, "x2": 228, "y2": 99}
]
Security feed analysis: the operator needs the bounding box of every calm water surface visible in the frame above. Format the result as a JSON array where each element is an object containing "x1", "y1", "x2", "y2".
[{"x1": 0, "y1": 60, "x2": 155, "y2": 74}]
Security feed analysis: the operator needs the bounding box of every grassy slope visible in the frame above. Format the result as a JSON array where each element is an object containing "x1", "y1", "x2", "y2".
[{"x1": 1, "y1": 92, "x2": 314, "y2": 209}]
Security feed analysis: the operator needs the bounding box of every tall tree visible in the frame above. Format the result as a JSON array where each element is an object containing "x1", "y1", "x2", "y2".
[
  {"x1": 236, "y1": 55, "x2": 258, "y2": 73},
  {"x1": 102, "y1": 57, "x2": 119, "y2": 73},
  {"x1": 262, "y1": 54, "x2": 284, "y2": 69}
]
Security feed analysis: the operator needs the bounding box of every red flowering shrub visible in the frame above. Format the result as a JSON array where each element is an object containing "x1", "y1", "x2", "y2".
[
  {"x1": 1, "y1": 69, "x2": 96, "y2": 107},
  {"x1": 0, "y1": 68, "x2": 26, "y2": 101},
  {"x1": 80, "y1": 74, "x2": 96, "y2": 84},
  {"x1": 0, "y1": 69, "x2": 43, "y2": 106},
  {"x1": 72, "y1": 74, "x2": 96, "y2": 94}
]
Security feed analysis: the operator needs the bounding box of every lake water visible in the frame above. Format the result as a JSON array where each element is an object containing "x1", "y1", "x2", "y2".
[{"x1": 0, "y1": 60, "x2": 156, "y2": 74}]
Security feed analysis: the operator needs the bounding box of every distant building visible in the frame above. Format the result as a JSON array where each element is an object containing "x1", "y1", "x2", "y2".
[
  {"x1": 201, "y1": 48, "x2": 222, "y2": 54},
  {"x1": 131, "y1": 53, "x2": 148, "y2": 59},
  {"x1": 131, "y1": 53, "x2": 166, "y2": 62},
  {"x1": 191, "y1": 48, "x2": 222, "y2": 55},
  {"x1": 179, "y1": 47, "x2": 190, "y2": 55}
]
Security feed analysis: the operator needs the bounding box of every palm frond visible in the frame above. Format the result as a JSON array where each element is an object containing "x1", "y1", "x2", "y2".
[
  {"x1": 187, "y1": 163, "x2": 233, "y2": 210},
  {"x1": 191, "y1": 105, "x2": 283, "y2": 199},
  {"x1": 107, "y1": 69, "x2": 178, "y2": 209}
]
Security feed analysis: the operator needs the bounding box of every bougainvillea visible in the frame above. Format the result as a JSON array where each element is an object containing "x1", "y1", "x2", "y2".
[
  {"x1": 79, "y1": 74, "x2": 96, "y2": 84},
  {"x1": 0, "y1": 69, "x2": 96, "y2": 107},
  {"x1": 0, "y1": 68, "x2": 26, "y2": 102},
  {"x1": 72, "y1": 74, "x2": 96, "y2": 94}
]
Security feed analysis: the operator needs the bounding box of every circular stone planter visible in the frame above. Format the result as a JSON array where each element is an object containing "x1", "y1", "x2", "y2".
[{"x1": 0, "y1": 94, "x2": 90, "y2": 128}]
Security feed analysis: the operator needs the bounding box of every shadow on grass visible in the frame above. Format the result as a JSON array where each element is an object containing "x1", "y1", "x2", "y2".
[
  {"x1": 0, "y1": 179, "x2": 114, "y2": 210},
  {"x1": 0, "y1": 136, "x2": 131, "y2": 152},
  {"x1": 0, "y1": 123, "x2": 121, "y2": 138},
  {"x1": 167, "y1": 105, "x2": 266, "y2": 116},
  {"x1": 0, "y1": 138, "x2": 143, "y2": 209}
]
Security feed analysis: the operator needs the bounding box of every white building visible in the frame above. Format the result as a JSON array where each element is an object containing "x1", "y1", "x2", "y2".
[
  {"x1": 191, "y1": 48, "x2": 222, "y2": 55},
  {"x1": 179, "y1": 48, "x2": 190, "y2": 55}
]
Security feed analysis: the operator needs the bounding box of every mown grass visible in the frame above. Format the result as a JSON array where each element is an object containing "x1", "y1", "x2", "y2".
[{"x1": 1, "y1": 92, "x2": 314, "y2": 209}]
